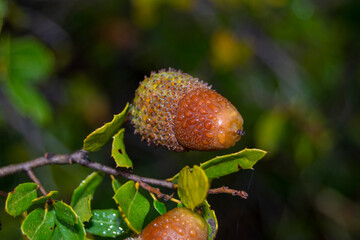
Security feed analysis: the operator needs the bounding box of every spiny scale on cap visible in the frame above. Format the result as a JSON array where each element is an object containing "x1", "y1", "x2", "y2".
[{"x1": 131, "y1": 68, "x2": 244, "y2": 152}]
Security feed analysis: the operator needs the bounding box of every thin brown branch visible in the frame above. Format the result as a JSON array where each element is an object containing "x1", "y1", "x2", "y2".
[
  {"x1": 0, "y1": 150, "x2": 175, "y2": 189},
  {"x1": 26, "y1": 169, "x2": 47, "y2": 196},
  {"x1": 208, "y1": 186, "x2": 248, "y2": 199},
  {"x1": 139, "y1": 182, "x2": 174, "y2": 201},
  {"x1": 0, "y1": 150, "x2": 249, "y2": 199}
]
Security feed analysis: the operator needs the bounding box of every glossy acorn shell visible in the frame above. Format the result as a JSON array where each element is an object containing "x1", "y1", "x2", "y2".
[
  {"x1": 141, "y1": 207, "x2": 208, "y2": 240},
  {"x1": 174, "y1": 88, "x2": 243, "y2": 151}
]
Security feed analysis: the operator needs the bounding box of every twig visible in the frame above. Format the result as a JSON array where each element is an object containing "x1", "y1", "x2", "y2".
[
  {"x1": 0, "y1": 150, "x2": 249, "y2": 199},
  {"x1": 139, "y1": 182, "x2": 174, "y2": 201},
  {"x1": 208, "y1": 186, "x2": 248, "y2": 199},
  {"x1": 0, "y1": 150, "x2": 174, "y2": 189},
  {"x1": 25, "y1": 169, "x2": 47, "y2": 196}
]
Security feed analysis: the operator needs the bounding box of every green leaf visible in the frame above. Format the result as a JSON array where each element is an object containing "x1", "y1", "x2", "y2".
[
  {"x1": 200, "y1": 148, "x2": 267, "y2": 179},
  {"x1": 54, "y1": 201, "x2": 78, "y2": 225},
  {"x1": 177, "y1": 202, "x2": 185, "y2": 208},
  {"x1": 4, "y1": 36, "x2": 54, "y2": 83},
  {"x1": 21, "y1": 208, "x2": 56, "y2": 240},
  {"x1": 111, "y1": 128, "x2": 133, "y2": 168},
  {"x1": 52, "y1": 214, "x2": 86, "y2": 240},
  {"x1": 72, "y1": 195, "x2": 92, "y2": 223},
  {"x1": 177, "y1": 166, "x2": 209, "y2": 210},
  {"x1": 83, "y1": 103, "x2": 130, "y2": 152},
  {"x1": 0, "y1": 35, "x2": 54, "y2": 125},
  {"x1": 85, "y1": 209, "x2": 129, "y2": 237},
  {"x1": 197, "y1": 201, "x2": 218, "y2": 240},
  {"x1": 71, "y1": 171, "x2": 104, "y2": 222},
  {"x1": 168, "y1": 148, "x2": 267, "y2": 182},
  {"x1": 32, "y1": 191, "x2": 58, "y2": 205},
  {"x1": 113, "y1": 181, "x2": 150, "y2": 233},
  {"x1": 5, "y1": 182, "x2": 38, "y2": 216},
  {"x1": 4, "y1": 80, "x2": 52, "y2": 124},
  {"x1": 71, "y1": 172, "x2": 104, "y2": 205},
  {"x1": 111, "y1": 176, "x2": 122, "y2": 193},
  {"x1": 153, "y1": 199, "x2": 166, "y2": 215}
]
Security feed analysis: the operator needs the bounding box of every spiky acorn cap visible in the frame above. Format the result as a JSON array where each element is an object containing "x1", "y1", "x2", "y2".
[{"x1": 131, "y1": 68, "x2": 244, "y2": 151}]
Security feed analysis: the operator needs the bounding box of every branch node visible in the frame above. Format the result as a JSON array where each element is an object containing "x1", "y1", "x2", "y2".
[
  {"x1": 44, "y1": 152, "x2": 55, "y2": 159},
  {"x1": 78, "y1": 149, "x2": 88, "y2": 159},
  {"x1": 139, "y1": 182, "x2": 173, "y2": 201}
]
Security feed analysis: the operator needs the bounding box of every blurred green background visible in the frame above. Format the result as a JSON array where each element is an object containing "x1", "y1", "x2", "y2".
[{"x1": 0, "y1": 0, "x2": 359, "y2": 239}]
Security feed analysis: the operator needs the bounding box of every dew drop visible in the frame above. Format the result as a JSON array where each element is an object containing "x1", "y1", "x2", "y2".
[{"x1": 189, "y1": 228, "x2": 197, "y2": 237}]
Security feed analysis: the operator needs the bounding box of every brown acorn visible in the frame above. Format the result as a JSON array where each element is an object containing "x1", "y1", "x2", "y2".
[
  {"x1": 131, "y1": 68, "x2": 244, "y2": 152},
  {"x1": 140, "y1": 207, "x2": 208, "y2": 240}
]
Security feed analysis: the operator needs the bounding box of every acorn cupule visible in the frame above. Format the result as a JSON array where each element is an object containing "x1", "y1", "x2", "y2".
[{"x1": 131, "y1": 68, "x2": 244, "y2": 151}]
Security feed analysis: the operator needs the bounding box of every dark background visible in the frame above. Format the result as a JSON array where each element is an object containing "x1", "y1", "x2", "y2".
[{"x1": 0, "y1": 0, "x2": 359, "y2": 239}]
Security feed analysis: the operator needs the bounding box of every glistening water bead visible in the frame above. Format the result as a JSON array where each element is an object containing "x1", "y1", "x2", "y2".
[{"x1": 131, "y1": 69, "x2": 244, "y2": 151}]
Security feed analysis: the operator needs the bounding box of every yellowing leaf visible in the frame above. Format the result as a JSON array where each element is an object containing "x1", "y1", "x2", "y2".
[
  {"x1": 32, "y1": 191, "x2": 58, "y2": 205},
  {"x1": 112, "y1": 128, "x2": 133, "y2": 168},
  {"x1": 83, "y1": 103, "x2": 130, "y2": 152},
  {"x1": 177, "y1": 166, "x2": 209, "y2": 210},
  {"x1": 169, "y1": 148, "x2": 267, "y2": 181},
  {"x1": 200, "y1": 148, "x2": 267, "y2": 179}
]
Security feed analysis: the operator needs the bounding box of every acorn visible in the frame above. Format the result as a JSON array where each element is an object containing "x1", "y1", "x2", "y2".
[
  {"x1": 140, "y1": 207, "x2": 208, "y2": 240},
  {"x1": 131, "y1": 68, "x2": 244, "y2": 152}
]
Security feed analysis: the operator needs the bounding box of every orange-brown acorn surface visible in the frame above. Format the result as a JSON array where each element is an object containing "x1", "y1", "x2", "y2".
[
  {"x1": 140, "y1": 207, "x2": 208, "y2": 240},
  {"x1": 131, "y1": 68, "x2": 244, "y2": 151}
]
